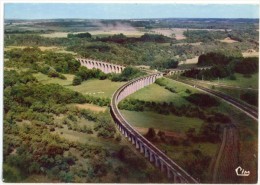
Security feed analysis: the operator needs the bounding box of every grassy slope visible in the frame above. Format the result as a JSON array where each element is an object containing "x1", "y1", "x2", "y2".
[
  {"x1": 67, "y1": 79, "x2": 125, "y2": 98},
  {"x1": 34, "y1": 73, "x2": 125, "y2": 98},
  {"x1": 210, "y1": 73, "x2": 258, "y2": 89},
  {"x1": 127, "y1": 79, "x2": 199, "y2": 106},
  {"x1": 73, "y1": 103, "x2": 107, "y2": 112},
  {"x1": 121, "y1": 110, "x2": 204, "y2": 133}
]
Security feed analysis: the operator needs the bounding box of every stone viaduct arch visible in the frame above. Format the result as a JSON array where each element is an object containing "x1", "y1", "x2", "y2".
[
  {"x1": 110, "y1": 73, "x2": 198, "y2": 183},
  {"x1": 77, "y1": 58, "x2": 125, "y2": 74}
]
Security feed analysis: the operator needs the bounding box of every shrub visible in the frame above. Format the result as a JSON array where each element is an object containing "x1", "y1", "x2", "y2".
[
  {"x1": 240, "y1": 91, "x2": 258, "y2": 106},
  {"x1": 72, "y1": 76, "x2": 82, "y2": 86},
  {"x1": 185, "y1": 93, "x2": 219, "y2": 107},
  {"x1": 145, "y1": 128, "x2": 157, "y2": 140},
  {"x1": 229, "y1": 74, "x2": 236, "y2": 80},
  {"x1": 185, "y1": 89, "x2": 192, "y2": 94}
]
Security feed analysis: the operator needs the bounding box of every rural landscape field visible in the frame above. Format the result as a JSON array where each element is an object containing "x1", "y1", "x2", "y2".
[{"x1": 2, "y1": 3, "x2": 259, "y2": 184}]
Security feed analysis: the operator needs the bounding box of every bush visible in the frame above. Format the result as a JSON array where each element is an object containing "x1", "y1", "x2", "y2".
[
  {"x1": 185, "y1": 93, "x2": 219, "y2": 107},
  {"x1": 3, "y1": 164, "x2": 23, "y2": 182},
  {"x1": 185, "y1": 89, "x2": 192, "y2": 94},
  {"x1": 145, "y1": 128, "x2": 157, "y2": 141},
  {"x1": 235, "y1": 57, "x2": 258, "y2": 74},
  {"x1": 240, "y1": 91, "x2": 258, "y2": 106},
  {"x1": 72, "y1": 76, "x2": 82, "y2": 86},
  {"x1": 229, "y1": 74, "x2": 236, "y2": 80},
  {"x1": 111, "y1": 66, "x2": 145, "y2": 82}
]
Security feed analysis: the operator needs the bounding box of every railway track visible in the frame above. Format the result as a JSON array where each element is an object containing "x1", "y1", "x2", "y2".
[{"x1": 175, "y1": 79, "x2": 258, "y2": 121}]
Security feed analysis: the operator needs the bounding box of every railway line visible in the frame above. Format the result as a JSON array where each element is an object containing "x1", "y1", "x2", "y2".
[{"x1": 175, "y1": 78, "x2": 258, "y2": 121}]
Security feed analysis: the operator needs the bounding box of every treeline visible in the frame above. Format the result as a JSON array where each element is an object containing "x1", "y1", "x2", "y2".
[
  {"x1": 228, "y1": 29, "x2": 259, "y2": 42},
  {"x1": 73, "y1": 67, "x2": 108, "y2": 85},
  {"x1": 111, "y1": 66, "x2": 146, "y2": 82},
  {"x1": 4, "y1": 34, "x2": 66, "y2": 46},
  {"x1": 182, "y1": 52, "x2": 258, "y2": 80},
  {"x1": 95, "y1": 33, "x2": 173, "y2": 44},
  {"x1": 72, "y1": 66, "x2": 145, "y2": 85},
  {"x1": 183, "y1": 30, "x2": 227, "y2": 43},
  {"x1": 151, "y1": 58, "x2": 178, "y2": 70},
  {"x1": 68, "y1": 32, "x2": 92, "y2": 39},
  {"x1": 119, "y1": 98, "x2": 230, "y2": 124}
]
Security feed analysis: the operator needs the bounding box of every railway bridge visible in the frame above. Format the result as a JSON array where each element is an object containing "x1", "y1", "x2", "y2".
[
  {"x1": 110, "y1": 73, "x2": 198, "y2": 183},
  {"x1": 77, "y1": 58, "x2": 125, "y2": 74}
]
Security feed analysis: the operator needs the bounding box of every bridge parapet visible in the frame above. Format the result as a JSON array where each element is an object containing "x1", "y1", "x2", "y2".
[
  {"x1": 110, "y1": 73, "x2": 198, "y2": 183},
  {"x1": 77, "y1": 58, "x2": 125, "y2": 74}
]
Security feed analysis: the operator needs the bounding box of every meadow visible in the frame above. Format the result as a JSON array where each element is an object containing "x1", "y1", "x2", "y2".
[
  {"x1": 127, "y1": 78, "x2": 199, "y2": 106},
  {"x1": 121, "y1": 110, "x2": 204, "y2": 134},
  {"x1": 34, "y1": 73, "x2": 125, "y2": 98},
  {"x1": 210, "y1": 73, "x2": 258, "y2": 89}
]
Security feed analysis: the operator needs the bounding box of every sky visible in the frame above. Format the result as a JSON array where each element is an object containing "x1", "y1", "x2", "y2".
[{"x1": 4, "y1": 3, "x2": 260, "y2": 19}]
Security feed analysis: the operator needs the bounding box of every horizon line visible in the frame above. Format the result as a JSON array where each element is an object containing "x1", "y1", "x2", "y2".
[{"x1": 5, "y1": 17, "x2": 260, "y2": 20}]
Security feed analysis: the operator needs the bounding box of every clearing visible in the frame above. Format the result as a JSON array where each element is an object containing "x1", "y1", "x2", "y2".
[
  {"x1": 73, "y1": 103, "x2": 107, "y2": 112},
  {"x1": 34, "y1": 73, "x2": 125, "y2": 98},
  {"x1": 242, "y1": 49, "x2": 259, "y2": 57},
  {"x1": 121, "y1": 110, "x2": 204, "y2": 133},
  {"x1": 127, "y1": 78, "x2": 199, "y2": 106},
  {"x1": 219, "y1": 37, "x2": 238, "y2": 43}
]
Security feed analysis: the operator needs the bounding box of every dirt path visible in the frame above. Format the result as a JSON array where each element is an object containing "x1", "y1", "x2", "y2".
[{"x1": 211, "y1": 126, "x2": 240, "y2": 183}]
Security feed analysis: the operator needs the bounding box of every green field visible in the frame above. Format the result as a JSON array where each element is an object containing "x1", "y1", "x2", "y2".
[
  {"x1": 121, "y1": 110, "x2": 204, "y2": 133},
  {"x1": 211, "y1": 73, "x2": 258, "y2": 89},
  {"x1": 157, "y1": 142, "x2": 219, "y2": 167},
  {"x1": 34, "y1": 73, "x2": 125, "y2": 98},
  {"x1": 34, "y1": 73, "x2": 74, "y2": 86},
  {"x1": 128, "y1": 80, "x2": 196, "y2": 106},
  {"x1": 67, "y1": 79, "x2": 125, "y2": 98}
]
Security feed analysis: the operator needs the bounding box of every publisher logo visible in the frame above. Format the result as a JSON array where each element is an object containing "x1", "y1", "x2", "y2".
[{"x1": 235, "y1": 166, "x2": 250, "y2": 176}]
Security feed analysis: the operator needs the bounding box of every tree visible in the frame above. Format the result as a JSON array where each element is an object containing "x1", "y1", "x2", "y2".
[{"x1": 145, "y1": 128, "x2": 156, "y2": 140}]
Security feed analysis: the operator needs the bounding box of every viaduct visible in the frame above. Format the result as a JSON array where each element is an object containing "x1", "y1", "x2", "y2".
[
  {"x1": 77, "y1": 58, "x2": 125, "y2": 74},
  {"x1": 110, "y1": 73, "x2": 198, "y2": 183},
  {"x1": 77, "y1": 58, "x2": 203, "y2": 183}
]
